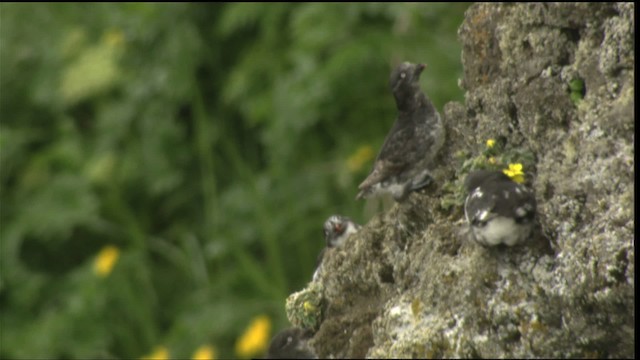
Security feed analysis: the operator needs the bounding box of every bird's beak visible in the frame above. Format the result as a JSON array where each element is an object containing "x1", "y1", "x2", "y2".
[
  {"x1": 416, "y1": 63, "x2": 426, "y2": 75},
  {"x1": 334, "y1": 222, "x2": 344, "y2": 235}
]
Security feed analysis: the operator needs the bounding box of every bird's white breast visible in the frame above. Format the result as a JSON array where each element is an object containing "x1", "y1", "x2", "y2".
[{"x1": 471, "y1": 216, "x2": 532, "y2": 247}]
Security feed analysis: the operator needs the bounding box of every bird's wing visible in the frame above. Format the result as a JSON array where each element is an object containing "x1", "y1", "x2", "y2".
[
  {"x1": 465, "y1": 190, "x2": 499, "y2": 226},
  {"x1": 358, "y1": 124, "x2": 416, "y2": 190},
  {"x1": 507, "y1": 184, "x2": 537, "y2": 222},
  {"x1": 376, "y1": 120, "x2": 420, "y2": 165}
]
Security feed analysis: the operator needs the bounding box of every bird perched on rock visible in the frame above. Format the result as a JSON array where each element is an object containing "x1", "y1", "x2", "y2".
[
  {"x1": 463, "y1": 170, "x2": 537, "y2": 247},
  {"x1": 265, "y1": 327, "x2": 317, "y2": 359},
  {"x1": 322, "y1": 215, "x2": 361, "y2": 248},
  {"x1": 357, "y1": 61, "x2": 444, "y2": 202},
  {"x1": 312, "y1": 215, "x2": 361, "y2": 281}
]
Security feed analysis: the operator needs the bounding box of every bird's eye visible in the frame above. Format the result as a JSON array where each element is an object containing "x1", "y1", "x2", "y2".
[{"x1": 400, "y1": 72, "x2": 406, "y2": 79}]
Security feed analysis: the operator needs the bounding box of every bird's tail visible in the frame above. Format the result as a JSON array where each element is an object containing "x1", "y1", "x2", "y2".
[{"x1": 355, "y1": 189, "x2": 368, "y2": 200}]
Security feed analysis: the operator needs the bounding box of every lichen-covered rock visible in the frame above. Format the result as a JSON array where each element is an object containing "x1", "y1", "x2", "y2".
[
  {"x1": 286, "y1": 281, "x2": 324, "y2": 331},
  {"x1": 295, "y1": 3, "x2": 634, "y2": 358}
]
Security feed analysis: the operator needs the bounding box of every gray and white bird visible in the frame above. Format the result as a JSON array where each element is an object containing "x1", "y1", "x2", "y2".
[
  {"x1": 463, "y1": 170, "x2": 537, "y2": 247},
  {"x1": 357, "y1": 61, "x2": 444, "y2": 202},
  {"x1": 322, "y1": 215, "x2": 361, "y2": 248},
  {"x1": 265, "y1": 327, "x2": 317, "y2": 359},
  {"x1": 312, "y1": 215, "x2": 361, "y2": 281}
]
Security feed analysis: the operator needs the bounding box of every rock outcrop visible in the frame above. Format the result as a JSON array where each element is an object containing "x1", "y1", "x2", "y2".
[{"x1": 291, "y1": 3, "x2": 634, "y2": 358}]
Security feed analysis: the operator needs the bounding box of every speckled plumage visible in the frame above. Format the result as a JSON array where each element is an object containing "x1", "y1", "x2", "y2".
[
  {"x1": 265, "y1": 327, "x2": 317, "y2": 359},
  {"x1": 357, "y1": 62, "x2": 444, "y2": 202},
  {"x1": 322, "y1": 215, "x2": 361, "y2": 248},
  {"x1": 313, "y1": 215, "x2": 360, "y2": 281},
  {"x1": 464, "y1": 170, "x2": 536, "y2": 247}
]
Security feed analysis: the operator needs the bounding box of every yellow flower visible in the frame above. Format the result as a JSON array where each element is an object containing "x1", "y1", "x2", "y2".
[
  {"x1": 103, "y1": 29, "x2": 125, "y2": 48},
  {"x1": 303, "y1": 301, "x2": 316, "y2": 313},
  {"x1": 235, "y1": 315, "x2": 271, "y2": 358},
  {"x1": 503, "y1": 163, "x2": 525, "y2": 184},
  {"x1": 487, "y1": 156, "x2": 496, "y2": 164},
  {"x1": 486, "y1": 139, "x2": 496, "y2": 148},
  {"x1": 192, "y1": 345, "x2": 216, "y2": 360},
  {"x1": 140, "y1": 346, "x2": 169, "y2": 360},
  {"x1": 94, "y1": 245, "x2": 120, "y2": 277},
  {"x1": 346, "y1": 145, "x2": 374, "y2": 173}
]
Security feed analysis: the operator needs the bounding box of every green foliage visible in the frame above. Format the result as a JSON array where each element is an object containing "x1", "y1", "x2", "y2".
[
  {"x1": 439, "y1": 139, "x2": 537, "y2": 212},
  {"x1": 285, "y1": 281, "x2": 323, "y2": 331},
  {"x1": 0, "y1": 3, "x2": 468, "y2": 358},
  {"x1": 569, "y1": 77, "x2": 585, "y2": 105}
]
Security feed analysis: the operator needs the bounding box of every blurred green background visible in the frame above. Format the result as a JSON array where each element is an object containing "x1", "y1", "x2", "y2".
[{"x1": 0, "y1": 3, "x2": 469, "y2": 359}]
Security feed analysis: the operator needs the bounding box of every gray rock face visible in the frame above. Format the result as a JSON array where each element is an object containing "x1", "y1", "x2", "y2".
[{"x1": 303, "y1": 3, "x2": 634, "y2": 358}]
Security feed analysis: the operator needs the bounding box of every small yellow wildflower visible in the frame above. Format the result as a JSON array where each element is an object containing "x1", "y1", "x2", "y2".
[
  {"x1": 346, "y1": 145, "x2": 374, "y2": 173},
  {"x1": 94, "y1": 245, "x2": 120, "y2": 277},
  {"x1": 503, "y1": 163, "x2": 525, "y2": 184},
  {"x1": 140, "y1": 346, "x2": 169, "y2": 360},
  {"x1": 103, "y1": 29, "x2": 125, "y2": 48},
  {"x1": 235, "y1": 315, "x2": 271, "y2": 358},
  {"x1": 192, "y1": 344, "x2": 216, "y2": 360},
  {"x1": 303, "y1": 301, "x2": 316, "y2": 313},
  {"x1": 486, "y1": 139, "x2": 496, "y2": 148},
  {"x1": 487, "y1": 156, "x2": 497, "y2": 164}
]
